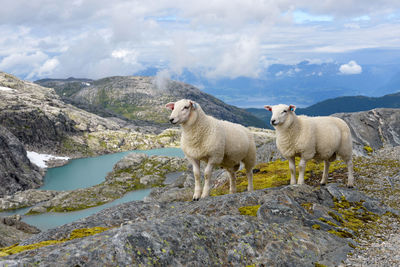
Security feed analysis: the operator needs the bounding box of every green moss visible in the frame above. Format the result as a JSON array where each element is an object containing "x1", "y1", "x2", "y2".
[
  {"x1": 328, "y1": 229, "x2": 353, "y2": 238},
  {"x1": 0, "y1": 226, "x2": 110, "y2": 257},
  {"x1": 318, "y1": 217, "x2": 339, "y2": 227},
  {"x1": 238, "y1": 205, "x2": 261, "y2": 216},
  {"x1": 312, "y1": 224, "x2": 321, "y2": 230},
  {"x1": 301, "y1": 203, "x2": 314, "y2": 214},
  {"x1": 211, "y1": 158, "x2": 347, "y2": 196},
  {"x1": 363, "y1": 145, "x2": 373, "y2": 154},
  {"x1": 322, "y1": 196, "x2": 385, "y2": 242},
  {"x1": 61, "y1": 137, "x2": 92, "y2": 156},
  {"x1": 314, "y1": 263, "x2": 328, "y2": 267},
  {"x1": 328, "y1": 211, "x2": 344, "y2": 224},
  {"x1": 348, "y1": 242, "x2": 357, "y2": 249},
  {"x1": 331, "y1": 197, "x2": 380, "y2": 238},
  {"x1": 68, "y1": 227, "x2": 109, "y2": 239}
]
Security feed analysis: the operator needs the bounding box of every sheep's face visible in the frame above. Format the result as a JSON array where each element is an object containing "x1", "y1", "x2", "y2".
[
  {"x1": 165, "y1": 99, "x2": 197, "y2": 125},
  {"x1": 264, "y1": 104, "x2": 296, "y2": 128}
]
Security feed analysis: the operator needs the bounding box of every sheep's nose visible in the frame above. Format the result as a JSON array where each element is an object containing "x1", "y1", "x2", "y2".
[
  {"x1": 169, "y1": 118, "x2": 174, "y2": 123},
  {"x1": 271, "y1": 119, "x2": 276, "y2": 125}
]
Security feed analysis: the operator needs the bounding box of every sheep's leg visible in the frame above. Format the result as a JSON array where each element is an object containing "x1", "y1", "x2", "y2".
[
  {"x1": 297, "y1": 158, "x2": 307, "y2": 184},
  {"x1": 346, "y1": 159, "x2": 354, "y2": 188},
  {"x1": 320, "y1": 160, "x2": 330, "y2": 185},
  {"x1": 201, "y1": 162, "x2": 214, "y2": 199},
  {"x1": 189, "y1": 158, "x2": 202, "y2": 201},
  {"x1": 288, "y1": 157, "x2": 296, "y2": 185},
  {"x1": 246, "y1": 169, "x2": 254, "y2": 191},
  {"x1": 227, "y1": 170, "x2": 237, "y2": 194}
]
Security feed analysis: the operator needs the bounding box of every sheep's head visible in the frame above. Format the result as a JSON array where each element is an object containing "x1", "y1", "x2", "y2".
[
  {"x1": 264, "y1": 104, "x2": 296, "y2": 128},
  {"x1": 165, "y1": 99, "x2": 198, "y2": 125}
]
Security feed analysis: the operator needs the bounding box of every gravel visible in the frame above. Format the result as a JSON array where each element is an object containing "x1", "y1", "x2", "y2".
[{"x1": 343, "y1": 146, "x2": 400, "y2": 267}]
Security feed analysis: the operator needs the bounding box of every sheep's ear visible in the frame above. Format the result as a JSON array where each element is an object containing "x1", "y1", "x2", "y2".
[
  {"x1": 289, "y1": 105, "x2": 296, "y2": 112},
  {"x1": 190, "y1": 101, "x2": 197, "y2": 110},
  {"x1": 264, "y1": 105, "x2": 272, "y2": 112},
  {"x1": 165, "y1": 102, "x2": 175, "y2": 110}
]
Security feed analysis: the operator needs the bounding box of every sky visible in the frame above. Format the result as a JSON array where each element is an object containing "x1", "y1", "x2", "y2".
[{"x1": 0, "y1": 0, "x2": 400, "y2": 81}]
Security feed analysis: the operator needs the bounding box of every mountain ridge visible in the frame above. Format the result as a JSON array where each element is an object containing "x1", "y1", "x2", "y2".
[
  {"x1": 36, "y1": 76, "x2": 266, "y2": 128},
  {"x1": 246, "y1": 91, "x2": 400, "y2": 128}
]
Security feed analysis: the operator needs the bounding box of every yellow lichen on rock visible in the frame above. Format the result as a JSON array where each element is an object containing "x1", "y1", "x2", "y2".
[
  {"x1": 0, "y1": 226, "x2": 110, "y2": 257},
  {"x1": 211, "y1": 158, "x2": 347, "y2": 196},
  {"x1": 238, "y1": 205, "x2": 261, "y2": 216}
]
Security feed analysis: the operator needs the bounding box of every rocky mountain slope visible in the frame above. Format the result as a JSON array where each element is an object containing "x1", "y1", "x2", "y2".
[
  {"x1": 1, "y1": 183, "x2": 391, "y2": 266},
  {"x1": 2, "y1": 143, "x2": 399, "y2": 265},
  {"x1": 0, "y1": 72, "x2": 188, "y2": 156},
  {"x1": 333, "y1": 108, "x2": 400, "y2": 155},
  {"x1": 0, "y1": 72, "x2": 181, "y2": 197},
  {"x1": 0, "y1": 126, "x2": 42, "y2": 197},
  {"x1": 36, "y1": 76, "x2": 266, "y2": 128}
]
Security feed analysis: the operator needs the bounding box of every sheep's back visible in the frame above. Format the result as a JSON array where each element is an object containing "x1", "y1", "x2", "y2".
[
  {"x1": 307, "y1": 116, "x2": 350, "y2": 159},
  {"x1": 220, "y1": 120, "x2": 253, "y2": 164}
]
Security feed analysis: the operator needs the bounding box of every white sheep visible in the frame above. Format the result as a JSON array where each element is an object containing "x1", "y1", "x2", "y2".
[
  {"x1": 165, "y1": 99, "x2": 256, "y2": 200},
  {"x1": 264, "y1": 104, "x2": 354, "y2": 187}
]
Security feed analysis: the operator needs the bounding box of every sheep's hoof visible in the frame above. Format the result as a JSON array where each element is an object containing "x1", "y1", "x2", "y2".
[
  {"x1": 347, "y1": 185, "x2": 354, "y2": 188},
  {"x1": 192, "y1": 197, "x2": 200, "y2": 201},
  {"x1": 320, "y1": 182, "x2": 326, "y2": 186}
]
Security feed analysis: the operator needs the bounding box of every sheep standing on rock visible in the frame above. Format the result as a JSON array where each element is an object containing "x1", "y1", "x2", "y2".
[
  {"x1": 264, "y1": 104, "x2": 354, "y2": 187},
  {"x1": 165, "y1": 99, "x2": 256, "y2": 200}
]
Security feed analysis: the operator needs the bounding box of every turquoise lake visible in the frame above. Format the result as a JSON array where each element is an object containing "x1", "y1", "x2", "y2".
[
  {"x1": 41, "y1": 147, "x2": 185, "y2": 191},
  {"x1": 1, "y1": 147, "x2": 185, "y2": 231}
]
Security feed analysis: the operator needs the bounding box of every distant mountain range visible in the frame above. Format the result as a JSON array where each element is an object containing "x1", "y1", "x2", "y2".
[
  {"x1": 36, "y1": 76, "x2": 266, "y2": 128},
  {"x1": 135, "y1": 60, "x2": 400, "y2": 108},
  {"x1": 246, "y1": 91, "x2": 400, "y2": 128}
]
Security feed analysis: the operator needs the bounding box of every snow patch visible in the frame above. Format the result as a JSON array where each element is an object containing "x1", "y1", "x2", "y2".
[
  {"x1": 0, "y1": 86, "x2": 16, "y2": 92},
  {"x1": 27, "y1": 151, "x2": 70, "y2": 168}
]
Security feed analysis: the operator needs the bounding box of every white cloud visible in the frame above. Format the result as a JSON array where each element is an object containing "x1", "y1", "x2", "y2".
[
  {"x1": 111, "y1": 49, "x2": 139, "y2": 64},
  {"x1": 0, "y1": 1, "x2": 399, "y2": 80},
  {"x1": 153, "y1": 69, "x2": 171, "y2": 90},
  {"x1": 339, "y1": 60, "x2": 362, "y2": 74},
  {"x1": 37, "y1": 58, "x2": 59, "y2": 77},
  {"x1": 207, "y1": 37, "x2": 262, "y2": 78}
]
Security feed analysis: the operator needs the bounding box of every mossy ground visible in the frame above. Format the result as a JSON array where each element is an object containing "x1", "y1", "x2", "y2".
[
  {"x1": 315, "y1": 195, "x2": 396, "y2": 243},
  {"x1": 0, "y1": 227, "x2": 110, "y2": 257},
  {"x1": 211, "y1": 159, "x2": 347, "y2": 196},
  {"x1": 363, "y1": 145, "x2": 373, "y2": 154},
  {"x1": 238, "y1": 205, "x2": 261, "y2": 216}
]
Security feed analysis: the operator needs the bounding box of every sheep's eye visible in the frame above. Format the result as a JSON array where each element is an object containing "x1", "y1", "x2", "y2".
[
  {"x1": 183, "y1": 106, "x2": 189, "y2": 110},
  {"x1": 282, "y1": 110, "x2": 287, "y2": 113}
]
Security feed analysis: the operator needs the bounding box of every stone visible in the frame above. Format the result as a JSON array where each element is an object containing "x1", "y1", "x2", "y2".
[
  {"x1": 3, "y1": 184, "x2": 386, "y2": 266},
  {"x1": 0, "y1": 126, "x2": 43, "y2": 197}
]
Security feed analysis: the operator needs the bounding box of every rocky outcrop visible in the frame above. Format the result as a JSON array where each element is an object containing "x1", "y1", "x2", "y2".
[
  {"x1": 0, "y1": 126, "x2": 43, "y2": 197},
  {"x1": 37, "y1": 76, "x2": 266, "y2": 128},
  {"x1": 0, "y1": 215, "x2": 40, "y2": 248},
  {"x1": 1, "y1": 184, "x2": 395, "y2": 266},
  {"x1": 0, "y1": 190, "x2": 59, "y2": 211},
  {"x1": 333, "y1": 108, "x2": 400, "y2": 155},
  {"x1": 0, "y1": 72, "x2": 178, "y2": 158}
]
